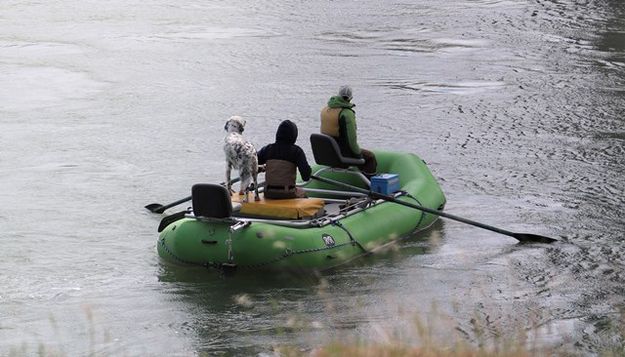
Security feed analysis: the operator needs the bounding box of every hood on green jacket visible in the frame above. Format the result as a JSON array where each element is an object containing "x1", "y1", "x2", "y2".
[{"x1": 327, "y1": 96, "x2": 355, "y2": 110}]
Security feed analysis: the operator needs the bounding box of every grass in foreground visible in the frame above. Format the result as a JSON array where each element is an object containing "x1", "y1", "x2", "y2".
[{"x1": 272, "y1": 299, "x2": 567, "y2": 357}]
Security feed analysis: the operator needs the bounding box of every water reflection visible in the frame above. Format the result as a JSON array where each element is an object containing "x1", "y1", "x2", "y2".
[
  {"x1": 158, "y1": 268, "x2": 321, "y2": 354},
  {"x1": 596, "y1": 4, "x2": 625, "y2": 77}
]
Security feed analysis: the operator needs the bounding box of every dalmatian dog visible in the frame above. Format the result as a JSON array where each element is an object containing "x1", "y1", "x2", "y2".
[{"x1": 223, "y1": 115, "x2": 260, "y2": 202}]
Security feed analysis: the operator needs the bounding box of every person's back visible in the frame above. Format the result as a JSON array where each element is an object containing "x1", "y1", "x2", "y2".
[
  {"x1": 320, "y1": 85, "x2": 377, "y2": 177},
  {"x1": 257, "y1": 120, "x2": 311, "y2": 199},
  {"x1": 320, "y1": 85, "x2": 361, "y2": 158}
]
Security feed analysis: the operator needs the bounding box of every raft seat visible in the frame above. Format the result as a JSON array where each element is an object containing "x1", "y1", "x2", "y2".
[
  {"x1": 309, "y1": 133, "x2": 370, "y2": 188},
  {"x1": 310, "y1": 133, "x2": 365, "y2": 168},
  {"x1": 231, "y1": 193, "x2": 325, "y2": 220},
  {"x1": 192, "y1": 183, "x2": 235, "y2": 218}
]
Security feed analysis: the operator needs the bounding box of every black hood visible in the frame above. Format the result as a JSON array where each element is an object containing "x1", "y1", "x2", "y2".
[{"x1": 275, "y1": 120, "x2": 298, "y2": 144}]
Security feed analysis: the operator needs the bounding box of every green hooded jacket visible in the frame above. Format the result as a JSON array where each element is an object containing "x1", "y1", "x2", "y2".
[{"x1": 326, "y1": 95, "x2": 361, "y2": 156}]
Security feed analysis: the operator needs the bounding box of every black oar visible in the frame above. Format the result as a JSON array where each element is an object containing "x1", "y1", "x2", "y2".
[
  {"x1": 158, "y1": 210, "x2": 189, "y2": 232},
  {"x1": 145, "y1": 196, "x2": 192, "y2": 214},
  {"x1": 311, "y1": 175, "x2": 558, "y2": 244},
  {"x1": 145, "y1": 177, "x2": 241, "y2": 213}
]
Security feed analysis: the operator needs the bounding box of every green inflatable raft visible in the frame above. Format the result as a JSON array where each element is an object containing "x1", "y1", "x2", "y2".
[{"x1": 157, "y1": 134, "x2": 446, "y2": 272}]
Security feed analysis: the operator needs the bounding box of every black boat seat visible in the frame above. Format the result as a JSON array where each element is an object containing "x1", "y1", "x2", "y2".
[
  {"x1": 192, "y1": 183, "x2": 240, "y2": 218},
  {"x1": 310, "y1": 133, "x2": 365, "y2": 168}
]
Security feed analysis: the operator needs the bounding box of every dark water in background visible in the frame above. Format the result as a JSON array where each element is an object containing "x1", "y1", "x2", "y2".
[{"x1": 1, "y1": 0, "x2": 624, "y2": 355}]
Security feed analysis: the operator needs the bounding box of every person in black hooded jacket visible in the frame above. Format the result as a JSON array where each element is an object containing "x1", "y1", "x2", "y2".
[{"x1": 257, "y1": 120, "x2": 312, "y2": 199}]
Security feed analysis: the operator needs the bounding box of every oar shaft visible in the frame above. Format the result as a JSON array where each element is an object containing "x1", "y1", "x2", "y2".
[
  {"x1": 311, "y1": 175, "x2": 517, "y2": 238},
  {"x1": 158, "y1": 195, "x2": 192, "y2": 211},
  {"x1": 376, "y1": 191, "x2": 516, "y2": 238},
  {"x1": 147, "y1": 177, "x2": 242, "y2": 213}
]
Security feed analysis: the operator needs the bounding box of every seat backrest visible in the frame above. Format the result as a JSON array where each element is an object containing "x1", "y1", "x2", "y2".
[
  {"x1": 310, "y1": 133, "x2": 365, "y2": 167},
  {"x1": 192, "y1": 184, "x2": 232, "y2": 218}
]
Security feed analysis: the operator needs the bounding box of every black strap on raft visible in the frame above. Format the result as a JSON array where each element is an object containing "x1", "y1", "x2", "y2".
[
  {"x1": 397, "y1": 191, "x2": 427, "y2": 227},
  {"x1": 331, "y1": 220, "x2": 369, "y2": 254}
]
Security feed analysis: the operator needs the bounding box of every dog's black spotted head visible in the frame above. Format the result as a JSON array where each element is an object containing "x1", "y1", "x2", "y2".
[{"x1": 224, "y1": 115, "x2": 246, "y2": 134}]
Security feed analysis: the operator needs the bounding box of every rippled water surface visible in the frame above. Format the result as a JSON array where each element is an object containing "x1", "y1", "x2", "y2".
[{"x1": 1, "y1": 0, "x2": 624, "y2": 355}]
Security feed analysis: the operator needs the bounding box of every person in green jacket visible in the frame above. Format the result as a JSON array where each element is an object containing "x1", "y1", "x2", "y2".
[{"x1": 320, "y1": 85, "x2": 377, "y2": 176}]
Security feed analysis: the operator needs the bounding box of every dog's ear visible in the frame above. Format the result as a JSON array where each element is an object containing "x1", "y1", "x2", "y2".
[
  {"x1": 224, "y1": 120, "x2": 230, "y2": 131},
  {"x1": 239, "y1": 119, "x2": 246, "y2": 133}
]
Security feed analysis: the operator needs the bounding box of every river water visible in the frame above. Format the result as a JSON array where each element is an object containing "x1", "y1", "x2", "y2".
[{"x1": 1, "y1": 0, "x2": 624, "y2": 355}]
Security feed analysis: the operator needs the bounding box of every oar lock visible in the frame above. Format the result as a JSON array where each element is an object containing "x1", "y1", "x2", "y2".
[{"x1": 230, "y1": 220, "x2": 251, "y2": 232}]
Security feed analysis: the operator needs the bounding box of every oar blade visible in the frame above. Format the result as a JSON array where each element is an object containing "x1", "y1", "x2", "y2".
[
  {"x1": 158, "y1": 210, "x2": 188, "y2": 232},
  {"x1": 145, "y1": 203, "x2": 166, "y2": 213},
  {"x1": 513, "y1": 233, "x2": 558, "y2": 244}
]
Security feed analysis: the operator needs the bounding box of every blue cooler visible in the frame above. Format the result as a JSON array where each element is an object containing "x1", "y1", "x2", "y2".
[{"x1": 370, "y1": 173, "x2": 400, "y2": 195}]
